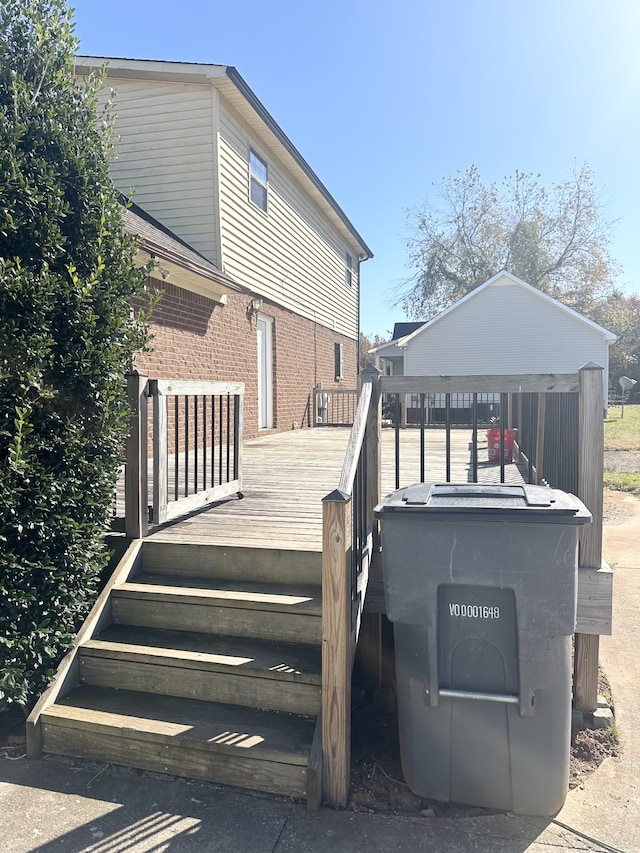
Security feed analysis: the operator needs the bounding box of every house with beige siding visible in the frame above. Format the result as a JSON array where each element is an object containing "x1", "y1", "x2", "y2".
[{"x1": 76, "y1": 56, "x2": 372, "y2": 440}]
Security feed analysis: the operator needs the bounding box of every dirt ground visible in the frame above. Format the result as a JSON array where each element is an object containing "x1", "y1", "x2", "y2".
[{"x1": 348, "y1": 669, "x2": 620, "y2": 817}]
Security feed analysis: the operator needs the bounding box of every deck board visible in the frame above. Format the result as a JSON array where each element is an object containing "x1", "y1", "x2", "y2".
[{"x1": 140, "y1": 427, "x2": 524, "y2": 551}]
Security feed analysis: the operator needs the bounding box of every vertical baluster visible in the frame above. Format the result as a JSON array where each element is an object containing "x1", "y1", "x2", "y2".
[
  {"x1": 419, "y1": 393, "x2": 425, "y2": 482},
  {"x1": 528, "y1": 394, "x2": 534, "y2": 483},
  {"x1": 211, "y1": 394, "x2": 216, "y2": 488},
  {"x1": 184, "y1": 395, "x2": 189, "y2": 497},
  {"x1": 500, "y1": 392, "x2": 507, "y2": 483},
  {"x1": 226, "y1": 394, "x2": 231, "y2": 482},
  {"x1": 233, "y1": 394, "x2": 240, "y2": 480},
  {"x1": 203, "y1": 394, "x2": 207, "y2": 490},
  {"x1": 218, "y1": 394, "x2": 223, "y2": 486},
  {"x1": 194, "y1": 395, "x2": 199, "y2": 494},
  {"x1": 174, "y1": 395, "x2": 179, "y2": 502},
  {"x1": 394, "y1": 393, "x2": 400, "y2": 490},
  {"x1": 472, "y1": 393, "x2": 478, "y2": 482},
  {"x1": 445, "y1": 392, "x2": 451, "y2": 482}
]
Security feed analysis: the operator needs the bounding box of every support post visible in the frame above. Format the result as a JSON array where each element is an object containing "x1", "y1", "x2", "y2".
[
  {"x1": 321, "y1": 492, "x2": 351, "y2": 808},
  {"x1": 151, "y1": 380, "x2": 167, "y2": 525},
  {"x1": 125, "y1": 371, "x2": 149, "y2": 539},
  {"x1": 574, "y1": 363, "x2": 604, "y2": 713}
]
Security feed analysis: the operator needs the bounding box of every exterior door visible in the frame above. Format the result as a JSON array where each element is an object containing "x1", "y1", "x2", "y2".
[{"x1": 257, "y1": 314, "x2": 273, "y2": 429}]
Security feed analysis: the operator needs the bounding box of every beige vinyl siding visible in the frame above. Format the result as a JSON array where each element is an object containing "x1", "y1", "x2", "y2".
[
  {"x1": 218, "y1": 103, "x2": 359, "y2": 340},
  {"x1": 98, "y1": 80, "x2": 220, "y2": 266},
  {"x1": 404, "y1": 279, "x2": 610, "y2": 398}
]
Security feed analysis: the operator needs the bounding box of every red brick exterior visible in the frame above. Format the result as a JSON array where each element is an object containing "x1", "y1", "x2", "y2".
[{"x1": 133, "y1": 279, "x2": 357, "y2": 441}]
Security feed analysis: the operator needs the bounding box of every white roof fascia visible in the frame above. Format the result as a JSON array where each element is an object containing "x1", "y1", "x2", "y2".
[
  {"x1": 75, "y1": 56, "x2": 228, "y2": 82},
  {"x1": 368, "y1": 340, "x2": 402, "y2": 355},
  {"x1": 397, "y1": 270, "x2": 616, "y2": 346}
]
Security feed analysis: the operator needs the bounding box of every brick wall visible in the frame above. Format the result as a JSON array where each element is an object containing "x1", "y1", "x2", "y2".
[{"x1": 132, "y1": 278, "x2": 358, "y2": 441}]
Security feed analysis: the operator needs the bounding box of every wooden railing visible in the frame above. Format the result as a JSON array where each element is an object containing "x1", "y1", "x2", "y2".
[
  {"x1": 125, "y1": 372, "x2": 244, "y2": 537},
  {"x1": 314, "y1": 386, "x2": 358, "y2": 426},
  {"x1": 377, "y1": 365, "x2": 607, "y2": 717},
  {"x1": 321, "y1": 368, "x2": 380, "y2": 807},
  {"x1": 321, "y1": 366, "x2": 608, "y2": 805}
]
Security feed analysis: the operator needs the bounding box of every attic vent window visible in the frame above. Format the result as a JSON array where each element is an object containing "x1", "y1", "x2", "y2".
[
  {"x1": 249, "y1": 148, "x2": 268, "y2": 212},
  {"x1": 346, "y1": 252, "x2": 353, "y2": 286}
]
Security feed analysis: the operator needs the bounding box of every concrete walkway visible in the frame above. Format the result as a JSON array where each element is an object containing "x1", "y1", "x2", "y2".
[
  {"x1": 551, "y1": 490, "x2": 640, "y2": 853},
  {"x1": 0, "y1": 755, "x2": 624, "y2": 852},
  {"x1": 1, "y1": 491, "x2": 638, "y2": 853}
]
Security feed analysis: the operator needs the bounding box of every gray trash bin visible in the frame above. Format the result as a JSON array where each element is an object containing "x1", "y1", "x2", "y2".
[{"x1": 374, "y1": 483, "x2": 591, "y2": 816}]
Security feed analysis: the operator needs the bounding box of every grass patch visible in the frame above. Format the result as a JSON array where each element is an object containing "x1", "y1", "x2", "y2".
[
  {"x1": 604, "y1": 404, "x2": 640, "y2": 451},
  {"x1": 603, "y1": 471, "x2": 640, "y2": 496},
  {"x1": 606, "y1": 723, "x2": 621, "y2": 743},
  {"x1": 604, "y1": 405, "x2": 640, "y2": 495}
]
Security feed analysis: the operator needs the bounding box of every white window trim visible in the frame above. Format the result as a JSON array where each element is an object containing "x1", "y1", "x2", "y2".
[
  {"x1": 249, "y1": 147, "x2": 268, "y2": 213},
  {"x1": 346, "y1": 251, "x2": 354, "y2": 287},
  {"x1": 334, "y1": 342, "x2": 344, "y2": 381}
]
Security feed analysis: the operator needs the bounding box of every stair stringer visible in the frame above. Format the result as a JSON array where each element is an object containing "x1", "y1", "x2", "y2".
[{"x1": 26, "y1": 539, "x2": 144, "y2": 757}]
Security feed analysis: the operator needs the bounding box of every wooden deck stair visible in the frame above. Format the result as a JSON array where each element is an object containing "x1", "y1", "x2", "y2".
[{"x1": 28, "y1": 540, "x2": 324, "y2": 806}]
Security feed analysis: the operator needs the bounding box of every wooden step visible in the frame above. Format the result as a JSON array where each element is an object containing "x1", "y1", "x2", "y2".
[
  {"x1": 79, "y1": 625, "x2": 321, "y2": 715},
  {"x1": 142, "y1": 541, "x2": 322, "y2": 586},
  {"x1": 111, "y1": 575, "x2": 322, "y2": 645},
  {"x1": 40, "y1": 685, "x2": 314, "y2": 798}
]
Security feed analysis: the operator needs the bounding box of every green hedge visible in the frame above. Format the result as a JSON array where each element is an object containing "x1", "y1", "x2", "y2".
[{"x1": 0, "y1": 0, "x2": 149, "y2": 708}]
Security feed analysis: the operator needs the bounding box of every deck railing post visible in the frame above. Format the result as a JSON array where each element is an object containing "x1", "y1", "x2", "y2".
[
  {"x1": 574, "y1": 362, "x2": 605, "y2": 714},
  {"x1": 322, "y1": 491, "x2": 352, "y2": 808},
  {"x1": 150, "y1": 380, "x2": 168, "y2": 525},
  {"x1": 125, "y1": 370, "x2": 149, "y2": 539}
]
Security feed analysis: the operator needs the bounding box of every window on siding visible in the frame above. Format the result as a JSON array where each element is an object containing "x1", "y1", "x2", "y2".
[
  {"x1": 249, "y1": 148, "x2": 268, "y2": 212},
  {"x1": 346, "y1": 252, "x2": 354, "y2": 286},
  {"x1": 334, "y1": 342, "x2": 344, "y2": 380}
]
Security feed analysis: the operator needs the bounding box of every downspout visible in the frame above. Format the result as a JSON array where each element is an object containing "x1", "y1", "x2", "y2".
[
  {"x1": 357, "y1": 252, "x2": 372, "y2": 378},
  {"x1": 357, "y1": 256, "x2": 362, "y2": 378}
]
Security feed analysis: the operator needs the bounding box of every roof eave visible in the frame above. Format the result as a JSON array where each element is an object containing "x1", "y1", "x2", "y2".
[
  {"x1": 75, "y1": 55, "x2": 373, "y2": 260},
  {"x1": 399, "y1": 271, "x2": 618, "y2": 345},
  {"x1": 224, "y1": 67, "x2": 373, "y2": 259}
]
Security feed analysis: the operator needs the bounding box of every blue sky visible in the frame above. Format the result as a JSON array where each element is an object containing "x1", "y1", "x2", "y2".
[{"x1": 69, "y1": 0, "x2": 640, "y2": 339}]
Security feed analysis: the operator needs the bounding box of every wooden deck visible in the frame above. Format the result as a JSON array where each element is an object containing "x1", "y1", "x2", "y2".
[{"x1": 144, "y1": 427, "x2": 524, "y2": 551}]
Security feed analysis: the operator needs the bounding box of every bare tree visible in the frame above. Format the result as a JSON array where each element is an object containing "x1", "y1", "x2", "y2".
[{"x1": 399, "y1": 163, "x2": 619, "y2": 319}]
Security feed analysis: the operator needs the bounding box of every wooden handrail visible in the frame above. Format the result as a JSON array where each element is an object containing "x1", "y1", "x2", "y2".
[
  {"x1": 381, "y1": 372, "x2": 580, "y2": 395},
  {"x1": 154, "y1": 379, "x2": 245, "y2": 397},
  {"x1": 337, "y1": 381, "x2": 372, "y2": 495},
  {"x1": 321, "y1": 373, "x2": 380, "y2": 808}
]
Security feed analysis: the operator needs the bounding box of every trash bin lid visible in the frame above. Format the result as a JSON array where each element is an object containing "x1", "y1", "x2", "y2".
[{"x1": 374, "y1": 483, "x2": 591, "y2": 523}]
